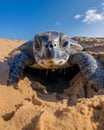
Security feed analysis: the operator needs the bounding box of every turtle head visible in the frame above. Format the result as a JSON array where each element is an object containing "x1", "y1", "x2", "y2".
[{"x1": 33, "y1": 31, "x2": 70, "y2": 68}]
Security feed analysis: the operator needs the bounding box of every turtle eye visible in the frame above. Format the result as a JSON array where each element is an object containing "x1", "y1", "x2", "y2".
[
  {"x1": 35, "y1": 41, "x2": 42, "y2": 50},
  {"x1": 62, "y1": 41, "x2": 68, "y2": 47},
  {"x1": 36, "y1": 44, "x2": 40, "y2": 49}
]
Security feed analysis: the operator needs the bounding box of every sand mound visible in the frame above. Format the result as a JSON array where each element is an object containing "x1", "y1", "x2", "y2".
[{"x1": 0, "y1": 38, "x2": 104, "y2": 130}]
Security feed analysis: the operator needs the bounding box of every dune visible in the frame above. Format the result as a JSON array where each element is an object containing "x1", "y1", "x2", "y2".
[{"x1": 0, "y1": 37, "x2": 104, "y2": 130}]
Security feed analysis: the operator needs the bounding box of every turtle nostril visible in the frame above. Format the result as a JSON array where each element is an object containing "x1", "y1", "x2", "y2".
[
  {"x1": 54, "y1": 44, "x2": 56, "y2": 47},
  {"x1": 46, "y1": 44, "x2": 55, "y2": 49},
  {"x1": 50, "y1": 44, "x2": 53, "y2": 48},
  {"x1": 46, "y1": 45, "x2": 48, "y2": 48}
]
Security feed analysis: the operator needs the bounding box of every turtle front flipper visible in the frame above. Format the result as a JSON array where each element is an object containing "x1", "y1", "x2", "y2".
[
  {"x1": 68, "y1": 52, "x2": 104, "y2": 91},
  {"x1": 7, "y1": 52, "x2": 34, "y2": 86}
]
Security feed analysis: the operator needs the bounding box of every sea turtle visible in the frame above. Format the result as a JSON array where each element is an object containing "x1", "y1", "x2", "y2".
[{"x1": 7, "y1": 31, "x2": 104, "y2": 91}]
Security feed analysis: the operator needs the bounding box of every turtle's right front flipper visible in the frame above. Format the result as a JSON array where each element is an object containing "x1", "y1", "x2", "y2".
[
  {"x1": 7, "y1": 52, "x2": 34, "y2": 86},
  {"x1": 68, "y1": 52, "x2": 104, "y2": 91}
]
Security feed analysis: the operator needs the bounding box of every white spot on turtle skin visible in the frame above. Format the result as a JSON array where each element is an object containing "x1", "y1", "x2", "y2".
[{"x1": 52, "y1": 69, "x2": 55, "y2": 72}]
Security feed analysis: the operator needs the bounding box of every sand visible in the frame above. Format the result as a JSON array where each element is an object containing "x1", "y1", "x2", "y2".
[{"x1": 0, "y1": 38, "x2": 104, "y2": 130}]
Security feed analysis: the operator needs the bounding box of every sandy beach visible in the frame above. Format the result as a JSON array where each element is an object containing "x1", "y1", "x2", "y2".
[{"x1": 0, "y1": 38, "x2": 104, "y2": 130}]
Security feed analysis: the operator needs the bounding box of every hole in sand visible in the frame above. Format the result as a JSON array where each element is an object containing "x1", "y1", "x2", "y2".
[{"x1": 24, "y1": 65, "x2": 80, "y2": 94}]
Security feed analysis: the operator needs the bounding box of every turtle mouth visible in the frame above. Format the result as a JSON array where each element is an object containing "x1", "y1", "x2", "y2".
[
  {"x1": 40, "y1": 59, "x2": 67, "y2": 68},
  {"x1": 36, "y1": 56, "x2": 69, "y2": 69},
  {"x1": 24, "y1": 65, "x2": 80, "y2": 94}
]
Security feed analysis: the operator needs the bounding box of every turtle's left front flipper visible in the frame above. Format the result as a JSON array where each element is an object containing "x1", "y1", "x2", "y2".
[
  {"x1": 68, "y1": 52, "x2": 104, "y2": 91},
  {"x1": 7, "y1": 52, "x2": 34, "y2": 86}
]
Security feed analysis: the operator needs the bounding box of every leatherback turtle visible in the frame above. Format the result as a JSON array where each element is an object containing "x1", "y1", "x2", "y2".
[{"x1": 7, "y1": 31, "x2": 104, "y2": 91}]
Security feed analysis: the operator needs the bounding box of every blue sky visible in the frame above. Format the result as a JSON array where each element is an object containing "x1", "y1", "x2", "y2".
[{"x1": 0, "y1": 0, "x2": 104, "y2": 40}]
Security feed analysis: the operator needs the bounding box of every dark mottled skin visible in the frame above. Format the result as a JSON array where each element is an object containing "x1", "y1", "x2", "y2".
[{"x1": 7, "y1": 31, "x2": 104, "y2": 90}]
